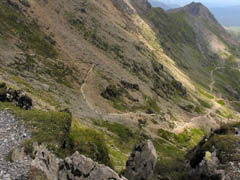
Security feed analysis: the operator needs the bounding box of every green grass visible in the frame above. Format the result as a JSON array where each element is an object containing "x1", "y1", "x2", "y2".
[
  {"x1": 217, "y1": 99, "x2": 225, "y2": 106},
  {"x1": 158, "y1": 128, "x2": 205, "y2": 149},
  {"x1": 68, "y1": 121, "x2": 113, "y2": 168},
  {"x1": 197, "y1": 88, "x2": 214, "y2": 99},
  {"x1": 0, "y1": 102, "x2": 114, "y2": 167},
  {"x1": 0, "y1": 102, "x2": 71, "y2": 158},
  {"x1": 197, "y1": 98, "x2": 212, "y2": 109},
  {"x1": 153, "y1": 138, "x2": 187, "y2": 179},
  {"x1": 92, "y1": 119, "x2": 135, "y2": 144},
  {"x1": 155, "y1": 128, "x2": 206, "y2": 179}
]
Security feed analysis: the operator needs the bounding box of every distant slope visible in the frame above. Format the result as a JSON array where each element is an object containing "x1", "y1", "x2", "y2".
[
  {"x1": 147, "y1": 2, "x2": 240, "y2": 113},
  {"x1": 149, "y1": 1, "x2": 179, "y2": 10}
]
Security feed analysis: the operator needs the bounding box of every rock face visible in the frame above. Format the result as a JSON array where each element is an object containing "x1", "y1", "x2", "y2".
[
  {"x1": 58, "y1": 151, "x2": 127, "y2": 180},
  {"x1": 0, "y1": 82, "x2": 33, "y2": 110},
  {"x1": 124, "y1": 140, "x2": 157, "y2": 180},
  {"x1": 0, "y1": 110, "x2": 31, "y2": 180},
  {"x1": 29, "y1": 144, "x2": 59, "y2": 180},
  {"x1": 30, "y1": 145, "x2": 127, "y2": 180}
]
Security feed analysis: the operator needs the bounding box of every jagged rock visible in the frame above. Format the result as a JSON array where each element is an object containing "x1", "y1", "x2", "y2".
[
  {"x1": 189, "y1": 151, "x2": 229, "y2": 179},
  {"x1": 101, "y1": 85, "x2": 121, "y2": 100},
  {"x1": 124, "y1": 140, "x2": 157, "y2": 180},
  {"x1": 30, "y1": 145, "x2": 127, "y2": 180},
  {"x1": 120, "y1": 81, "x2": 139, "y2": 91},
  {"x1": 58, "y1": 151, "x2": 127, "y2": 180},
  {"x1": 29, "y1": 143, "x2": 59, "y2": 180},
  {"x1": 0, "y1": 82, "x2": 33, "y2": 110},
  {"x1": 11, "y1": 147, "x2": 26, "y2": 162},
  {"x1": 187, "y1": 128, "x2": 240, "y2": 179}
]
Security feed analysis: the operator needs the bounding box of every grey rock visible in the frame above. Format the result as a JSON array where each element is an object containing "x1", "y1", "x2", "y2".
[
  {"x1": 30, "y1": 145, "x2": 127, "y2": 180},
  {"x1": 124, "y1": 140, "x2": 157, "y2": 180},
  {"x1": 30, "y1": 143, "x2": 59, "y2": 180},
  {"x1": 11, "y1": 147, "x2": 26, "y2": 162}
]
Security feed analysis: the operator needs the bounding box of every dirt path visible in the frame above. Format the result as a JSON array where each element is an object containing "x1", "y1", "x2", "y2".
[
  {"x1": 173, "y1": 67, "x2": 225, "y2": 134},
  {"x1": 80, "y1": 64, "x2": 239, "y2": 137},
  {"x1": 80, "y1": 64, "x2": 98, "y2": 114}
]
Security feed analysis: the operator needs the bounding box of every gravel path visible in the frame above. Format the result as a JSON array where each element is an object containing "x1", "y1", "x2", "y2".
[{"x1": 0, "y1": 110, "x2": 31, "y2": 180}]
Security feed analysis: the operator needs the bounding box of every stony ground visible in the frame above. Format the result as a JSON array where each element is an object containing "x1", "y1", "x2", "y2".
[{"x1": 0, "y1": 111, "x2": 31, "y2": 180}]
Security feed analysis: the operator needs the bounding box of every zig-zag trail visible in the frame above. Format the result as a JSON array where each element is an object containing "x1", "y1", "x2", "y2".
[{"x1": 80, "y1": 64, "x2": 240, "y2": 138}]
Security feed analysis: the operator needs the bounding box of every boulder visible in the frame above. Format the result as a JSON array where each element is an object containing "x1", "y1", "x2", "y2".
[
  {"x1": 29, "y1": 144, "x2": 59, "y2": 180},
  {"x1": 58, "y1": 151, "x2": 127, "y2": 180},
  {"x1": 120, "y1": 81, "x2": 139, "y2": 91},
  {"x1": 11, "y1": 147, "x2": 26, "y2": 162},
  {"x1": 124, "y1": 140, "x2": 157, "y2": 180},
  {"x1": 101, "y1": 85, "x2": 121, "y2": 100},
  {"x1": 0, "y1": 82, "x2": 33, "y2": 110},
  {"x1": 29, "y1": 144, "x2": 127, "y2": 180}
]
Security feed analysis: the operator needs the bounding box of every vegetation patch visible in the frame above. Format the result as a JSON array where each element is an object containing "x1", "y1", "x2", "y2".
[
  {"x1": 158, "y1": 128, "x2": 205, "y2": 149},
  {"x1": 153, "y1": 138, "x2": 187, "y2": 180},
  {"x1": 197, "y1": 98, "x2": 212, "y2": 109},
  {"x1": 68, "y1": 121, "x2": 113, "y2": 168},
  {"x1": 197, "y1": 88, "x2": 214, "y2": 99},
  {"x1": 92, "y1": 119, "x2": 135, "y2": 144},
  {"x1": 0, "y1": 102, "x2": 71, "y2": 158},
  {"x1": 217, "y1": 99, "x2": 225, "y2": 106}
]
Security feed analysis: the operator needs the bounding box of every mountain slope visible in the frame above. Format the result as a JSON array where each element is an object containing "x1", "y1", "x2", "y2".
[{"x1": 1, "y1": 0, "x2": 240, "y2": 179}]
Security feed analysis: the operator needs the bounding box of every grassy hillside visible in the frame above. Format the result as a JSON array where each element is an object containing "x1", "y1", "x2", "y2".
[{"x1": 1, "y1": 0, "x2": 240, "y2": 179}]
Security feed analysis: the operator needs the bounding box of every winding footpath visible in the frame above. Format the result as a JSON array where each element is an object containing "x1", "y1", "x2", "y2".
[
  {"x1": 80, "y1": 64, "x2": 240, "y2": 139},
  {"x1": 0, "y1": 111, "x2": 31, "y2": 180}
]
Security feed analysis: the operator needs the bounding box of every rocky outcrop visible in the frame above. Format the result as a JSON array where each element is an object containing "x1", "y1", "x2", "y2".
[
  {"x1": 58, "y1": 151, "x2": 127, "y2": 180},
  {"x1": 29, "y1": 145, "x2": 127, "y2": 180},
  {"x1": 0, "y1": 82, "x2": 32, "y2": 110},
  {"x1": 124, "y1": 140, "x2": 157, "y2": 180},
  {"x1": 101, "y1": 85, "x2": 122, "y2": 100},
  {"x1": 189, "y1": 152, "x2": 228, "y2": 180},
  {"x1": 120, "y1": 81, "x2": 139, "y2": 91},
  {"x1": 187, "y1": 127, "x2": 240, "y2": 179},
  {"x1": 29, "y1": 144, "x2": 59, "y2": 180}
]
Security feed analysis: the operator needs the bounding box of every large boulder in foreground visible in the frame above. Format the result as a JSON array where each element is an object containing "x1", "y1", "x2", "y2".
[
  {"x1": 29, "y1": 144, "x2": 59, "y2": 180},
  {"x1": 58, "y1": 151, "x2": 127, "y2": 180},
  {"x1": 29, "y1": 144, "x2": 127, "y2": 180},
  {"x1": 124, "y1": 140, "x2": 157, "y2": 180}
]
